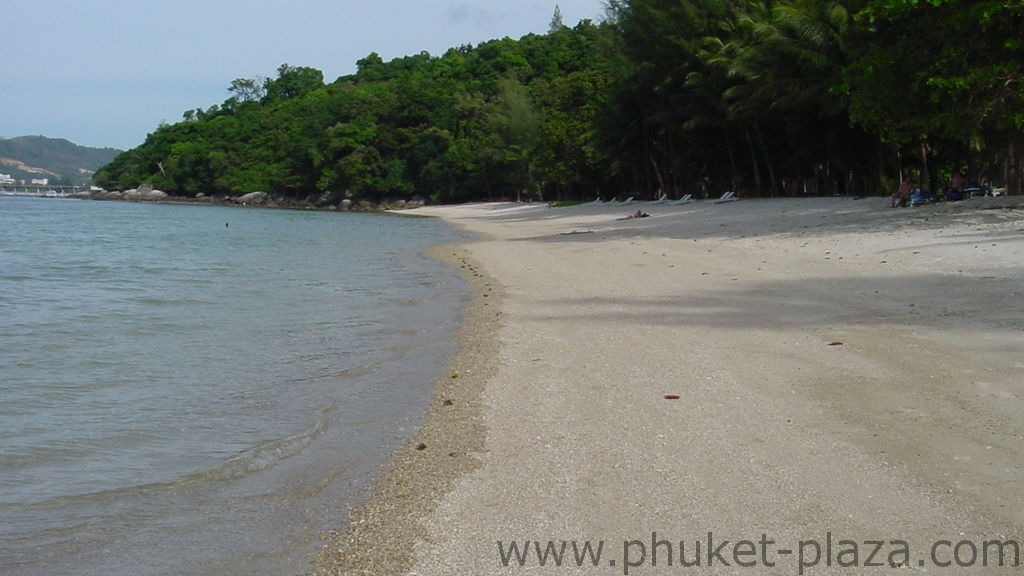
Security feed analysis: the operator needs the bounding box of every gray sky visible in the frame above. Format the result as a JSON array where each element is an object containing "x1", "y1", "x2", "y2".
[{"x1": 1, "y1": 0, "x2": 608, "y2": 150}]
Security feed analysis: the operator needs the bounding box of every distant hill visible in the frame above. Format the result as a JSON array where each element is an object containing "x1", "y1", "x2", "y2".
[{"x1": 0, "y1": 136, "x2": 121, "y2": 186}]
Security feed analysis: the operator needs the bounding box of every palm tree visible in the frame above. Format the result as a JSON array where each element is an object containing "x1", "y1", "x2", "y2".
[{"x1": 701, "y1": 0, "x2": 863, "y2": 195}]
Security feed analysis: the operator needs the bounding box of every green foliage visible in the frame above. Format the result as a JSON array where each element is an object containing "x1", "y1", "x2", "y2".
[
  {"x1": 95, "y1": 3, "x2": 1023, "y2": 201},
  {"x1": 842, "y1": 0, "x2": 1024, "y2": 191},
  {"x1": 96, "y1": 21, "x2": 617, "y2": 202},
  {"x1": 263, "y1": 64, "x2": 325, "y2": 102}
]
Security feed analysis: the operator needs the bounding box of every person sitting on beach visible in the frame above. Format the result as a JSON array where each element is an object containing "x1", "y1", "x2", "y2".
[
  {"x1": 618, "y1": 209, "x2": 649, "y2": 220},
  {"x1": 891, "y1": 178, "x2": 915, "y2": 208},
  {"x1": 946, "y1": 171, "x2": 968, "y2": 201},
  {"x1": 951, "y1": 171, "x2": 967, "y2": 191}
]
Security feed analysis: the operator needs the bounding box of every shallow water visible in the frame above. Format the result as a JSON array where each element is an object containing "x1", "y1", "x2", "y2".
[{"x1": 0, "y1": 196, "x2": 468, "y2": 575}]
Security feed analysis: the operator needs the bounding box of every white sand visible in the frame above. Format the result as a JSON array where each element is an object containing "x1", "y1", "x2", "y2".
[{"x1": 319, "y1": 196, "x2": 1024, "y2": 575}]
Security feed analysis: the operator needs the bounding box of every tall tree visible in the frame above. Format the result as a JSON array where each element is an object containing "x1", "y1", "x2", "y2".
[
  {"x1": 550, "y1": 5, "x2": 566, "y2": 33},
  {"x1": 486, "y1": 77, "x2": 543, "y2": 201},
  {"x1": 263, "y1": 64, "x2": 325, "y2": 102},
  {"x1": 228, "y1": 77, "x2": 266, "y2": 103}
]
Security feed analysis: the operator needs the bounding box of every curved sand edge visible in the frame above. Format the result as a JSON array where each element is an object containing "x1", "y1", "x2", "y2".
[
  {"x1": 312, "y1": 241, "x2": 502, "y2": 576},
  {"x1": 317, "y1": 196, "x2": 1024, "y2": 575}
]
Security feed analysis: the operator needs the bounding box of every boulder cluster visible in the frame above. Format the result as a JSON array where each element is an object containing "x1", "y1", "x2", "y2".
[{"x1": 72, "y1": 186, "x2": 425, "y2": 211}]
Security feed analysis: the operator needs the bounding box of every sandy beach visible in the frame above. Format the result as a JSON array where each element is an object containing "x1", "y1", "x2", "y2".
[{"x1": 316, "y1": 195, "x2": 1024, "y2": 575}]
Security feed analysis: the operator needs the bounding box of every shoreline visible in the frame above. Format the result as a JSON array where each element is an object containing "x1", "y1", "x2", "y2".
[
  {"x1": 314, "y1": 195, "x2": 1024, "y2": 575},
  {"x1": 51, "y1": 189, "x2": 426, "y2": 213},
  {"x1": 312, "y1": 238, "x2": 504, "y2": 575}
]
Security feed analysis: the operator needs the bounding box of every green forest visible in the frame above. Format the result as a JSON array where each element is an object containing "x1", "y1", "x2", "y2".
[{"x1": 93, "y1": 0, "x2": 1023, "y2": 204}]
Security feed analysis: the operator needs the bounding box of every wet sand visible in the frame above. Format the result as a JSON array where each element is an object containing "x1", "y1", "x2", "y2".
[{"x1": 315, "y1": 196, "x2": 1024, "y2": 575}]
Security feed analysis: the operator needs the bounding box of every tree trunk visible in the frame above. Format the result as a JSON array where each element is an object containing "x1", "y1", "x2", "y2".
[
  {"x1": 879, "y1": 144, "x2": 888, "y2": 196},
  {"x1": 1008, "y1": 136, "x2": 1020, "y2": 196},
  {"x1": 755, "y1": 124, "x2": 779, "y2": 196},
  {"x1": 896, "y1": 144, "x2": 904, "y2": 184},
  {"x1": 725, "y1": 130, "x2": 739, "y2": 192},
  {"x1": 745, "y1": 127, "x2": 762, "y2": 195},
  {"x1": 920, "y1": 139, "x2": 931, "y2": 193},
  {"x1": 649, "y1": 152, "x2": 665, "y2": 200}
]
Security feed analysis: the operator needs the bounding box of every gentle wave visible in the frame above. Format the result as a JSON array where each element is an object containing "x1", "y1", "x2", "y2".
[
  {"x1": 0, "y1": 196, "x2": 469, "y2": 576},
  {"x1": 2, "y1": 407, "x2": 333, "y2": 515}
]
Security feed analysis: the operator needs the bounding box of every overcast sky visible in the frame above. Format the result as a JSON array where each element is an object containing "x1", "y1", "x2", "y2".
[{"x1": 1, "y1": 0, "x2": 608, "y2": 150}]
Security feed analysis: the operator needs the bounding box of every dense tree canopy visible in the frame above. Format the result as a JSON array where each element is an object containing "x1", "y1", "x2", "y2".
[{"x1": 94, "y1": 2, "x2": 1022, "y2": 202}]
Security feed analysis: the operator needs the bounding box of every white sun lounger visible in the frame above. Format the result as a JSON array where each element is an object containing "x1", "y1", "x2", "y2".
[
  {"x1": 713, "y1": 191, "x2": 737, "y2": 203},
  {"x1": 670, "y1": 193, "x2": 693, "y2": 205}
]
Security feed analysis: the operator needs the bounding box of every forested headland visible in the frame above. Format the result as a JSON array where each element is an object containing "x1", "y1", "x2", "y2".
[
  {"x1": 1, "y1": 136, "x2": 121, "y2": 186},
  {"x1": 94, "y1": 0, "x2": 1023, "y2": 204}
]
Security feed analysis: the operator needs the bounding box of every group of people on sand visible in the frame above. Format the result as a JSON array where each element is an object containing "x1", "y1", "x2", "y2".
[{"x1": 890, "y1": 171, "x2": 981, "y2": 208}]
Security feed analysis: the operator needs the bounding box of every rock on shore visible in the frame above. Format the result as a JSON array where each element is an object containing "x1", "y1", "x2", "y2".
[{"x1": 70, "y1": 187, "x2": 425, "y2": 211}]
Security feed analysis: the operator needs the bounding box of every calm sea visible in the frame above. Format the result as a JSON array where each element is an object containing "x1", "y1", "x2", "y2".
[{"x1": 0, "y1": 196, "x2": 468, "y2": 575}]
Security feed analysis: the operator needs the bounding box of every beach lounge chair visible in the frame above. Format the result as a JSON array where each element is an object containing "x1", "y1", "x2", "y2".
[
  {"x1": 670, "y1": 193, "x2": 693, "y2": 205},
  {"x1": 587, "y1": 195, "x2": 604, "y2": 205},
  {"x1": 652, "y1": 193, "x2": 668, "y2": 204},
  {"x1": 612, "y1": 196, "x2": 635, "y2": 205},
  {"x1": 713, "y1": 191, "x2": 737, "y2": 204}
]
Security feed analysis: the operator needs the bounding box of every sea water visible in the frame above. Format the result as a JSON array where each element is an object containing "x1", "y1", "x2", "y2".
[{"x1": 0, "y1": 196, "x2": 468, "y2": 575}]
